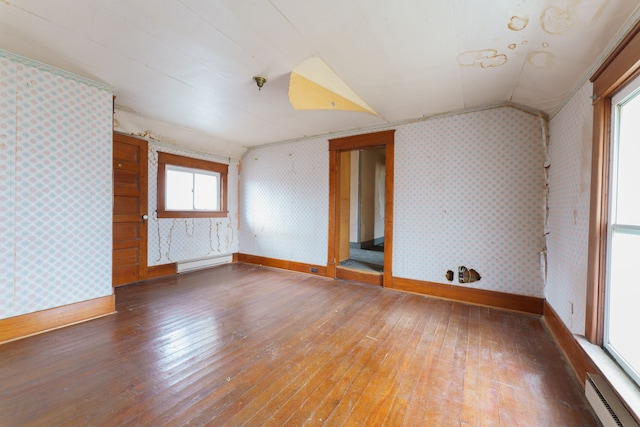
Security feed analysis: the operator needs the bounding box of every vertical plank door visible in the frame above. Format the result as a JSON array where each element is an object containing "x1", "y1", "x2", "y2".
[{"x1": 112, "y1": 133, "x2": 148, "y2": 286}]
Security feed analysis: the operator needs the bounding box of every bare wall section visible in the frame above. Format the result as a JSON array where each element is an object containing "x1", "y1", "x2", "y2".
[
  {"x1": 0, "y1": 50, "x2": 113, "y2": 319},
  {"x1": 349, "y1": 151, "x2": 359, "y2": 243},
  {"x1": 359, "y1": 149, "x2": 385, "y2": 245}
]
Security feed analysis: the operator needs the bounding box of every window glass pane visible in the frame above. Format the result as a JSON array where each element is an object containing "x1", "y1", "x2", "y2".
[
  {"x1": 166, "y1": 169, "x2": 193, "y2": 210},
  {"x1": 157, "y1": 152, "x2": 227, "y2": 218},
  {"x1": 616, "y1": 94, "x2": 640, "y2": 226},
  {"x1": 194, "y1": 173, "x2": 219, "y2": 210},
  {"x1": 606, "y1": 230, "x2": 640, "y2": 384}
]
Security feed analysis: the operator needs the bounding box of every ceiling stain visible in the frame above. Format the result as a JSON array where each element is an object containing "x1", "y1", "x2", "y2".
[
  {"x1": 585, "y1": 0, "x2": 609, "y2": 24},
  {"x1": 527, "y1": 51, "x2": 554, "y2": 69},
  {"x1": 508, "y1": 43, "x2": 517, "y2": 50},
  {"x1": 540, "y1": 0, "x2": 609, "y2": 34},
  {"x1": 457, "y1": 49, "x2": 507, "y2": 68},
  {"x1": 508, "y1": 16, "x2": 529, "y2": 31},
  {"x1": 542, "y1": 42, "x2": 549, "y2": 48},
  {"x1": 541, "y1": 6, "x2": 573, "y2": 34}
]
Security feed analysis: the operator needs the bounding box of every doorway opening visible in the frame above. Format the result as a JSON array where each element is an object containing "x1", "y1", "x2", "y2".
[
  {"x1": 327, "y1": 130, "x2": 395, "y2": 287},
  {"x1": 340, "y1": 148, "x2": 386, "y2": 273}
]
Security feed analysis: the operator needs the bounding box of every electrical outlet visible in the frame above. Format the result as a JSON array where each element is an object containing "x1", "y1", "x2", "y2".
[{"x1": 310, "y1": 267, "x2": 318, "y2": 273}]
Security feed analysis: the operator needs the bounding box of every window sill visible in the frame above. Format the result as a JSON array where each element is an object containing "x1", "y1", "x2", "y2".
[
  {"x1": 577, "y1": 336, "x2": 640, "y2": 420},
  {"x1": 156, "y1": 211, "x2": 229, "y2": 219}
]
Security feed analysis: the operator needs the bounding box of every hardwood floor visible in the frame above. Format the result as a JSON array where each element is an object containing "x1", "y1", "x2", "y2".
[{"x1": 0, "y1": 263, "x2": 598, "y2": 426}]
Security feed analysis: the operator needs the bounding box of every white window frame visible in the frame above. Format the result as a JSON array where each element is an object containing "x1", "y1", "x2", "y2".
[{"x1": 605, "y1": 74, "x2": 640, "y2": 387}]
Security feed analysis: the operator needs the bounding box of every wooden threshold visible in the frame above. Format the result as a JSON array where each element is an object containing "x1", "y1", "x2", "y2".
[
  {"x1": 336, "y1": 266, "x2": 383, "y2": 286},
  {"x1": 0, "y1": 295, "x2": 115, "y2": 344}
]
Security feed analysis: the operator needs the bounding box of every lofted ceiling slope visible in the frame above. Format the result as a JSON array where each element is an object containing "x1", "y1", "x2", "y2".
[{"x1": 1, "y1": 0, "x2": 639, "y2": 158}]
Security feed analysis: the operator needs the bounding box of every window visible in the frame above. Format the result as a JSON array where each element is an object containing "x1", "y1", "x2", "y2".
[
  {"x1": 157, "y1": 152, "x2": 228, "y2": 218},
  {"x1": 165, "y1": 165, "x2": 220, "y2": 211},
  {"x1": 588, "y1": 22, "x2": 640, "y2": 394},
  {"x1": 605, "y1": 79, "x2": 640, "y2": 386}
]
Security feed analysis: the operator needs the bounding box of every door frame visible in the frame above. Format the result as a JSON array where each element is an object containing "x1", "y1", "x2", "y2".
[{"x1": 327, "y1": 130, "x2": 395, "y2": 287}]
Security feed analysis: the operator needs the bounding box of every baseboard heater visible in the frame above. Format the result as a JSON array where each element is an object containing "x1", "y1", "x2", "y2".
[
  {"x1": 176, "y1": 255, "x2": 233, "y2": 273},
  {"x1": 585, "y1": 373, "x2": 639, "y2": 427}
]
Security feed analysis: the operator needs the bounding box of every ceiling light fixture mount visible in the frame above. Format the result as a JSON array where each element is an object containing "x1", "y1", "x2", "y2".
[{"x1": 253, "y1": 76, "x2": 266, "y2": 90}]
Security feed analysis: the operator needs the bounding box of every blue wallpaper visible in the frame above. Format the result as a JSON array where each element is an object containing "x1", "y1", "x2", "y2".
[{"x1": 0, "y1": 50, "x2": 113, "y2": 319}]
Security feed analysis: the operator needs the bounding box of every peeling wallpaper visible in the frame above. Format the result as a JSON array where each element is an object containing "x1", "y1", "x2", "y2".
[
  {"x1": 240, "y1": 107, "x2": 546, "y2": 298},
  {"x1": 0, "y1": 51, "x2": 113, "y2": 319},
  {"x1": 547, "y1": 82, "x2": 593, "y2": 334},
  {"x1": 148, "y1": 143, "x2": 238, "y2": 266}
]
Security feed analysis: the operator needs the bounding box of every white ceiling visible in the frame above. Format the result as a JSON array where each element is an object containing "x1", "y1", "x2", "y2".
[{"x1": 1, "y1": 0, "x2": 639, "y2": 158}]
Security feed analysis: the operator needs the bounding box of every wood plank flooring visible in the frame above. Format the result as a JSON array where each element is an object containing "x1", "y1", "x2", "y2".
[{"x1": 0, "y1": 263, "x2": 598, "y2": 426}]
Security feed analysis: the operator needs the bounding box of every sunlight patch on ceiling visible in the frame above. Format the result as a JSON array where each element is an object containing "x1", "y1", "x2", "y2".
[{"x1": 288, "y1": 57, "x2": 379, "y2": 116}]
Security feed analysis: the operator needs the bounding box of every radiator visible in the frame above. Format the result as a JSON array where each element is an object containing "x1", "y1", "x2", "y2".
[
  {"x1": 585, "y1": 373, "x2": 639, "y2": 427},
  {"x1": 176, "y1": 255, "x2": 233, "y2": 273}
]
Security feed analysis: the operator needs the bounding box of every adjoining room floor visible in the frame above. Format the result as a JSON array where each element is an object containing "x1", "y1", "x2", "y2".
[
  {"x1": 0, "y1": 263, "x2": 598, "y2": 426},
  {"x1": 340, "y1": 247, "x2": 384, "y2": 272}
]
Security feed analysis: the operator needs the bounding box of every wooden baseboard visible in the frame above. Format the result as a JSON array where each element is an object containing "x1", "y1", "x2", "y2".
[
  {"x1": 238, "y1": 253, "x2": 327, "y2": 277},
  {"x1": 336, "y1": 267, "x2": 383, "y2": 286},
  {"x1": 147, "y1": 263, "x2": 177, "y2": 279},
  {"x1": 232, "y1": 252, "x2": 239, "y2": 263},
  {"x1": 543, "y1": 301, "x2": 600, "y2": 385},
  {"x1": 388, "y1": 277, "x2": 545, "y2": 315},
  {"x1": 0, "y1": 295, "x2": 116, "y2": 344}
]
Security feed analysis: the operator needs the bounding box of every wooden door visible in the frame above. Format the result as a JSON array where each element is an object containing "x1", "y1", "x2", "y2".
[{"x1": 113, "y1": 133, "x2": 148, "y2": 286}]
